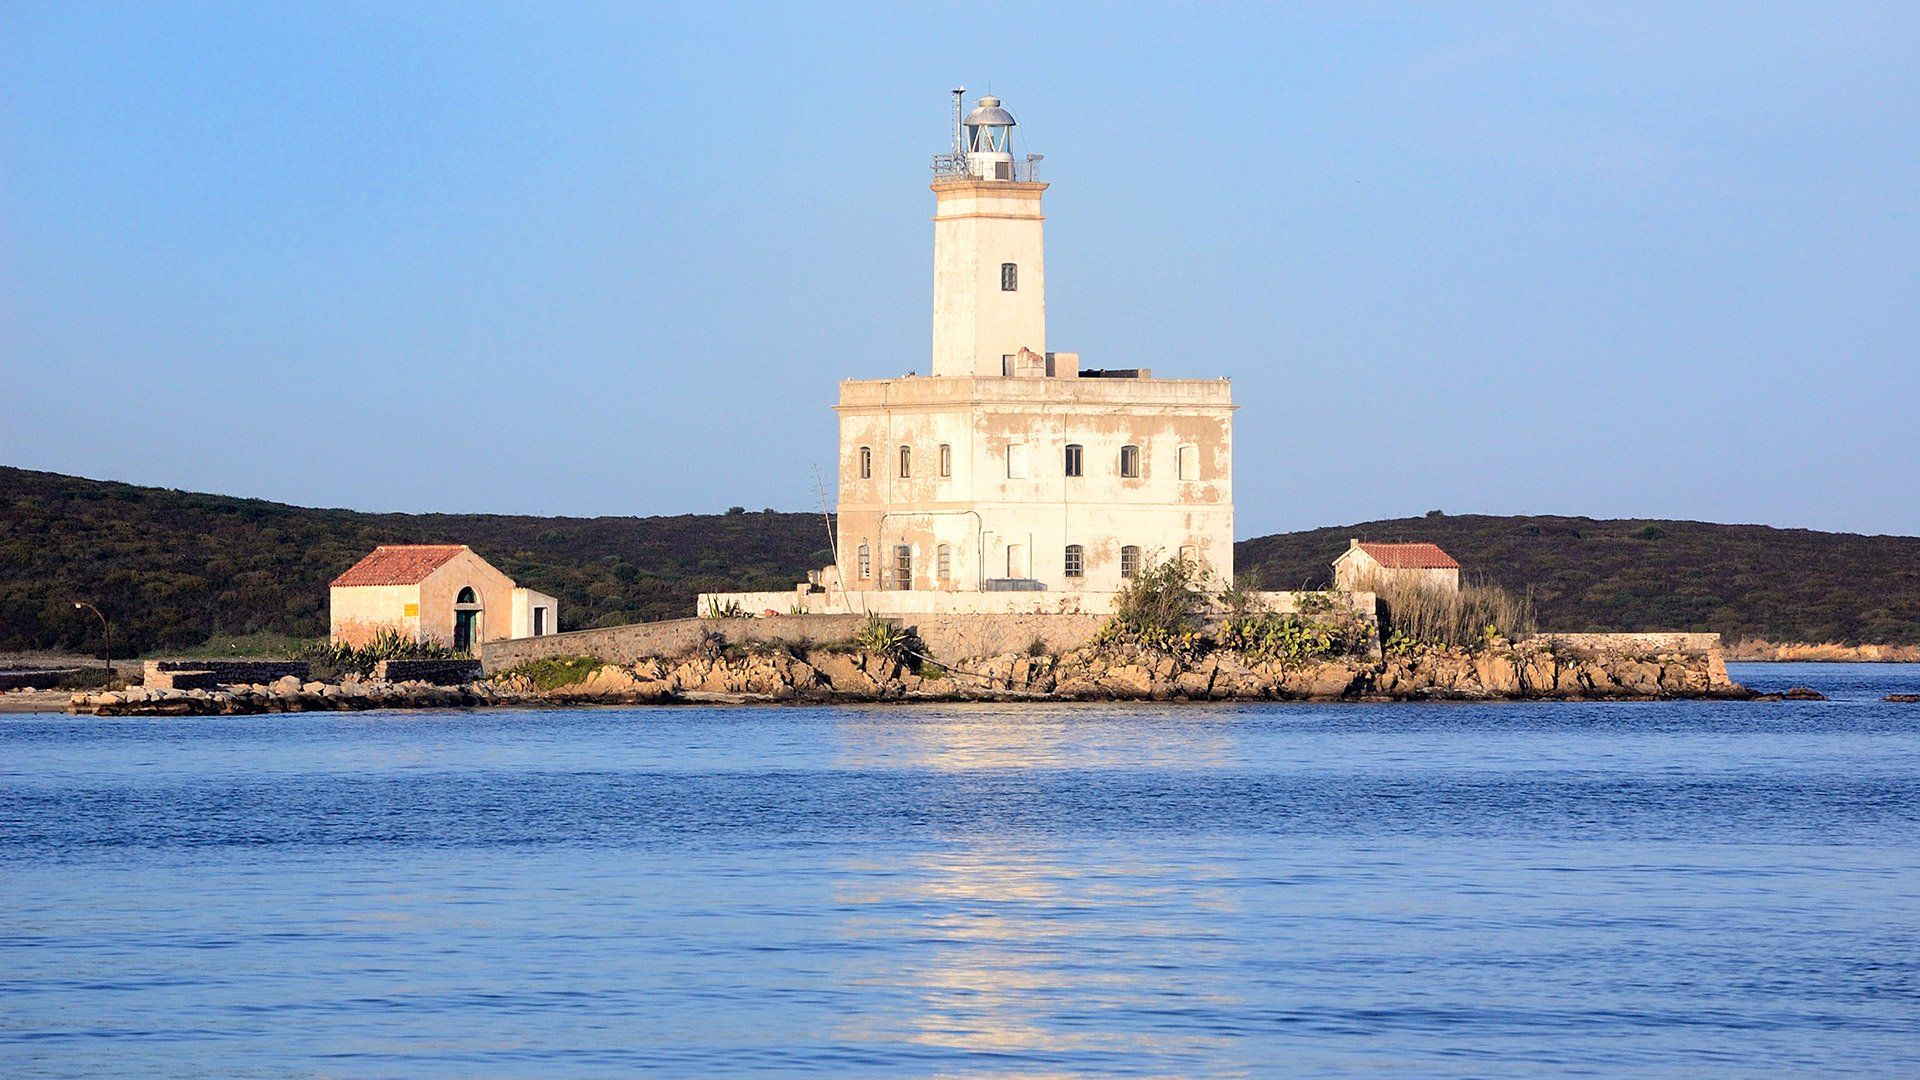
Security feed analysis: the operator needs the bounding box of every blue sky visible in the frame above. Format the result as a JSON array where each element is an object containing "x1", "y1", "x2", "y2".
[{"x1": 4, "y1": 2, "x2": 1915, "y2": 537}]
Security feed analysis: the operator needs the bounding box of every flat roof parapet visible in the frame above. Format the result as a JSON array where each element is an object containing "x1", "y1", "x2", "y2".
[{"x1": 836, "y1": 374, "x2": 1234, "y2": 409}]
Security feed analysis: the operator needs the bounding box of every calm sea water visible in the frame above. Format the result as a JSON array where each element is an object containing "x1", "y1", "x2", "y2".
[{"x1": 3, "y1": 662, "x2": 1918, "y2": 1077}]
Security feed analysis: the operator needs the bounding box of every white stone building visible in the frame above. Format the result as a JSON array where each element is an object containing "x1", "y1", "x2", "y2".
[
  {"x1": 704, "y1": 91, "x2": 1237, "y2": 617},
  {"x1": 330, "y1": 545, "x2": 559, "y2": 650},
  {"x1": 1331, "y1": 541, "x2": 1462, "y2": 594}
]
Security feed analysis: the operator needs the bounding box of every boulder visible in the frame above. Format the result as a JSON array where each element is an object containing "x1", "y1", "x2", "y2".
[{"x1": 1472, "y1": 653, "x2": 1521, "y2": 695}]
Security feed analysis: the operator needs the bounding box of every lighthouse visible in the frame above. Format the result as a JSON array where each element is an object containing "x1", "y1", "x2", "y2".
[
  {"x1": 931, "y1": 93, "x2": 1049, "y2": 378},
  {"x1": 702, "y1": 89, "x2": 1237, "y2": 613}
]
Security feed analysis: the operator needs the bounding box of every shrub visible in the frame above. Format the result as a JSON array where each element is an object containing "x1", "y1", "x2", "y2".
[
  {"x1": 496, "y1": 655, "x2": 604, "y2": 691},
  {"x1": 702, "y1": 597, "x2": 748, "y2": 619},
  {"x1": 301, "y1": 628, "x2": 464, "y2": 679},
  {"x1": 1220, "y1": 590, "x2": 1374, "y2": 664},
  {"x1": 851, "y1": 616, "x2": 913, "y2": 659},
  {"x1": 1102, "y1": 553, "x2": 1209, "y2": 654}
]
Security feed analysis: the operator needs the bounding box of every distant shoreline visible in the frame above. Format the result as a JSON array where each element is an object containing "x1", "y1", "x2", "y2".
[{"x1": 1724, "y1": 641, "x2": 1920, "y2": 663}]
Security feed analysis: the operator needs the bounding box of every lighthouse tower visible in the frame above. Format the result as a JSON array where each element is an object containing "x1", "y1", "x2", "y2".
[
  {"x1": 931, "y1": 93, "x2": 1048, "y2": 378},
  {"x1": 701, "y1": 88, "x2": 1237, "y2": 614}
]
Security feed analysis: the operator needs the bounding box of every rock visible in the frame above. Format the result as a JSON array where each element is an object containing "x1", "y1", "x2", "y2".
[
  {"x1": 1472, "y1": 653, "x2": 1520, "y2": 695},
  {"x1": 1103, "y1": 663, "x2": 1155, "y2": 696},
  {"x1": 1782, "y1": 687, "x2": 1827, "y2": 701},
  {"x1": 810, "y1": 652, "x2": 889, "y2": 697},
  {"x1": 1886, "y1": 694, "x2": 1920, "y2": 703},
  {"x1": 1611, "y1": 659, "x2": 1663, "y2": 696}
]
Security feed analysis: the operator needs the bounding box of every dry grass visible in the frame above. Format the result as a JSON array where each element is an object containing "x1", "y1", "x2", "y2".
[{"x1": 1357, "y1": 573, "x2": 1535, "y2": 649}]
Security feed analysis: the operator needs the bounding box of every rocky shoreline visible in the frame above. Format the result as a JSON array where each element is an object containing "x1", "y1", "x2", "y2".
[{"x1": 66, "y1": 639, "x2": 1752, "y2": 716}]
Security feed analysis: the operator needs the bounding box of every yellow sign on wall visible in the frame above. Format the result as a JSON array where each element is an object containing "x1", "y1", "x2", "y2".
[{"x1": 403, "y1": 603, "x2": 419, "y2": 617}]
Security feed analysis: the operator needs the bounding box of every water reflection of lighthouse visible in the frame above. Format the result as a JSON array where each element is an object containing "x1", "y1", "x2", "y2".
[{"x1": 824, "y1": 702, "x2": 1252, "y2": 1065}]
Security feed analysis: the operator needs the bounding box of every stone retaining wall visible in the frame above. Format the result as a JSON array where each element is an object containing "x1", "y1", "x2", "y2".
[
  {"x1": 478, "y1": 614, "x2": 873, "y2": 672},
  {"x1": 0, "y1": 669, "x2": 78, "y2": 691},
  {"x1": 375, "y1": 659, "x2": 484, "y2": 685},
  {"x1": 1534, "y1": 633, "x2": 1721, "y2": 655},
  {"x1": 894, "y1": 613, "x2": 1110, "y2": 661},
  {"x1": 144, "y1": 660, "x2": 310, "y2": 689}
]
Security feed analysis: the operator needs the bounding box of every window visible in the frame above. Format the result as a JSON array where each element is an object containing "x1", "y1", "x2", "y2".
[
  {"x1": 1002, "y1": 353, "x2": 1016, "y2": 377},
  {"x1": 1007, "y1": 544, "x2": 1028, "y2": 578},
  {"x1": 1064, "y1": 444, "x2": 1084, "y2": 477},
  {"x1": 1120, "y1": 545, "x2": 1141, "y2": 579},
  {"x1": 859, "y1": 446, "x2": 872, "y2": 479},
  {"x1": 1006, "y1": 443, "x2": 1028, "y2": 478},
  {"x1": 857, "y1": 543, "x2": 871, "y2": 579},
  {"x1": 1001, "y1": 262, "x2": 1018, "y2": 291},
  {"x1": 937, "y1": 543, "x2": 952, "y2": 579},
  {"x1": 456, "y1": 587, "x2": 477, "y2": 604},
  {"x1": 899, "y1": 445, "x2": 911, "y2": 478},
  {"x1": 1064, "y1": 544, "x2": 1084, "y2": 578},
  {"x1": 939, "y1": 444, "x2": 951, "y2": 477},
  {"x1": 1177, "y1": 444, "x2": 1197, "y2": 481},
  {"x1": 1120, "y1": 444, "x2": 1141, "y2": 478},
  {"x1": 894, "y1": 545, "x2": 913, "y2": 590}
]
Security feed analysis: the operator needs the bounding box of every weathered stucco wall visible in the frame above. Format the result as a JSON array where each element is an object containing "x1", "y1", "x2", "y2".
[
  {"x1": 931, "y1": 179, "x2": 1048, "y2": 378},
  {"x1": 479, "y1": 615, "x2": 874, "y2": 672},
  {"x1": 417, "y1": 551, "x2": 520, "y2": 648},
  {"x1": 329, "y1": 584, "x2": 421, "y2": 647},
  {"x1": 832, "y1": 374, "x2": 1235, "y2": 598}
]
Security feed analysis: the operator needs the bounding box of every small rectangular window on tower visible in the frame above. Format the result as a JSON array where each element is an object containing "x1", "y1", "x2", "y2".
[{"x1": 1001, "y1": 263, "x2": 1017, "y2": 291}]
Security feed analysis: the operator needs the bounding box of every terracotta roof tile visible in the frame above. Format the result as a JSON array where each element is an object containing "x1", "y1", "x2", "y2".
[
  {"x1": 330, "y1": 545, "x2": 468, "y2": 587},
  {"x1": 1353, "y1": 542, "x2": 1461, "y2": 570}
]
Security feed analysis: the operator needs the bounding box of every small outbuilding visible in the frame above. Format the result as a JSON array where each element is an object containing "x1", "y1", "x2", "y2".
[
  {"x1": 1332, "y1": 540, "x2": 1461, "y2": 593},
  {"x1": 329, "y1": 544, "x2": 558, "y2": 650}
]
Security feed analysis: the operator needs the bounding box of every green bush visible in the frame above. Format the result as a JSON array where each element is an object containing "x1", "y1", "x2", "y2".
[
  {"x1": 495, "y1": 655, "x2": 605, "y2": 691},
  {"x1": 1218, "y1": 589, "x2": 1374, "y2": 664},
  {"x1": 300, "y1": 629, "x2": 465, "y2": 679},
  {"x1": 702, "y1": 597, "x2": 748, "y2": 619},
  {"x1": 851, "y1": 616, "x2": 912, "y2": 658},
  {"x1": 1101, "y1": 554, "x2": 1209, "y2": 654}
]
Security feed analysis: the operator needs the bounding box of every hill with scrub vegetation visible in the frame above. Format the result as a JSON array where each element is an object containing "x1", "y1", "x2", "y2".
[{"x1": 2, "y1": 466, "x2": 1916, "y2": 655}]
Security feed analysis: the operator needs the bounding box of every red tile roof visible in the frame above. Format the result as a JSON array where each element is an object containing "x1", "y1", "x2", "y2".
[
  {"x1": 1353, "y1": 542, "x2": 1460, "y2": 570},
  {"x1": 330, "y1": 545, "x2": 468, "y2": 587}
]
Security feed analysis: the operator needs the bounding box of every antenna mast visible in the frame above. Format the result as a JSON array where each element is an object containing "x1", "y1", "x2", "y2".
[{"x1": 951, "y1": 86, "x2": 966, "y2": 158}]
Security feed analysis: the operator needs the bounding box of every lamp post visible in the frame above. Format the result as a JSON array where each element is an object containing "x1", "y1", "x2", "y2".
[{"x1": 72, "y1": 602, "x2": 112, "y2": 690}]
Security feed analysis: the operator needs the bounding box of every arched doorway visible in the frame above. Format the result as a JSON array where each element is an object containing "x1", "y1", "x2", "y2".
[{"x1": 453, "y1": 586, "x2": 482, "y2": 652}]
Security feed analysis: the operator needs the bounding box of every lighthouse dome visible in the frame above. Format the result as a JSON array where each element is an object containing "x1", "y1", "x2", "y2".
[{"x1": 964, "y1": 96, "x2": 1016, "y2": 127}]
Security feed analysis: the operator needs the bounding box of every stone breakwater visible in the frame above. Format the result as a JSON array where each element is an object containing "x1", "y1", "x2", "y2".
[
  {"x1": 67, "y1": 641, "x2": 1748, "y2": 716},
  {"x1": 71, "y1": 675, "x2": 538, "y2": 716}
]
